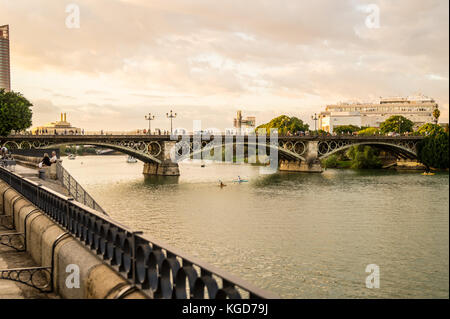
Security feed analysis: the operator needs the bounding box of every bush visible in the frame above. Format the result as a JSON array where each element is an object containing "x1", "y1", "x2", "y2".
[
  {"x1": 415, "y1": 123, "x2": 444, "y2": 136},
  {"x1": 417, "y1": 131, "x2": 449, "y2": 169},
  {"x1": 323, "y1": 155, "x2": 338, "y2": 168},
  {"x1": 358, "y1": 127, "x2": 380, "y2": 136},
  {"x1": 333, "y1": 125, "x2": 360, "y2": 134},
  {"x1": 346, "y1": 145, "x2": 382, "y2": 169}
]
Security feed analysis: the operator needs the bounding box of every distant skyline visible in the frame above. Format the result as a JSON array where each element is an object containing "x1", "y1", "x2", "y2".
[
  {"x1": 0, "y1": 25, "x2": 11, "y2": 92},
  {"x1": 0, "y1": 0, "x2": 448, "y2": 132}
]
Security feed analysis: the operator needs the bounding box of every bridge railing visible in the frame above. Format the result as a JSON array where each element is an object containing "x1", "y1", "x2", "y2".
[
  {"x1": 55, "y1": 162, "x2": 108, "y2": 216},
  {"x1": 0, "y1": 166, "x2": 277, "y2": 299}
]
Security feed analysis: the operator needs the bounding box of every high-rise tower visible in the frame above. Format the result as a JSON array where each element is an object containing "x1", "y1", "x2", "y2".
[{"x1": 0, "y1": 25, "x2": 11, "y2": 92}]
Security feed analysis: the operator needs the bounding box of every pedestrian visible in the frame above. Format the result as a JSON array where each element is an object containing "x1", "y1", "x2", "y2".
[
  {"x1": 50, "y1": 151, "x2": 58, "y2": 164},
  {"x1": 39, "y1": 153, "x2": 51, "y2": 168}
]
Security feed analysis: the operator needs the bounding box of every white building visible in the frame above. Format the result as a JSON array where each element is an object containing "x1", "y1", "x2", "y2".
[{"x1": 318, "y1": 95, "x2": 438, "y2": 133}]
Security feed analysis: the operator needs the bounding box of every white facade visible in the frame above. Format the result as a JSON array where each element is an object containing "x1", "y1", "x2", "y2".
[{"x1": 318, "y1": 95, "x2": 438, "y2": 133}]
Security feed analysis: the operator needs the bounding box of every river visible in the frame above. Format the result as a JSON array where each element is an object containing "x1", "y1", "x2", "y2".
[{"x1": 62, "y1": 155, "x2": 449, "y2": 298}]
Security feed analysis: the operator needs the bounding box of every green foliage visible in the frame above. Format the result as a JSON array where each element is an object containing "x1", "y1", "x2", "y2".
[
  {"x1": 432, "y1": 108, "x2": 440, "y2": 123},
  {"x1": 322, "y1": 155, "x2": 352, "y2": 169},
  {"x1": 256, "y1": 115, "x2": 309, "y2": 135},
  {"x1": 379, "y1": 115, "x2": 413, "y2": 134},
  {"x1": 333, "y1": 125, "x2": 360, "y2": 134},
  {"x1": 417, "y1": 131, "x2": 449, "y2": 169},
  {"x1": 357, "y1": 127, "x2": 380, "y2": 136},
  {"x1": 323, "y1": 155, "x2": 338, "y2": 168},
  {"x1": 346, "y1": 145, "x2": 382, "y2": 169},
  {"x1": 415, "y1": 123, "x2": 444, "y2": 136},
  {"x1": 0, "y1": 89, "x2": 33, "y2": 137}
]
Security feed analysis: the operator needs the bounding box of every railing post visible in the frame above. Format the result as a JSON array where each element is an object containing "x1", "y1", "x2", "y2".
[{"x1": 68, "y1": 174, "x2": 71, "y2": 196}]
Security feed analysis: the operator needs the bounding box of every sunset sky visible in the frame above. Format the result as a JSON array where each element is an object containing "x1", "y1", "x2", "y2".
[{"x1": 1, "y1": 0, "x2": 448, "y2": 132}]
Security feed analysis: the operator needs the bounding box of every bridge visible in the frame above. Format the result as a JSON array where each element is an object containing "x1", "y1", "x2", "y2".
[{"x1": 1, "y1": 135, "x2": 423, "y2": 175}]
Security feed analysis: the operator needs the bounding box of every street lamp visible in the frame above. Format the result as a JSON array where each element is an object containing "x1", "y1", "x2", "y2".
[
  {"x1": 145, "y1": 113, "x2": 155, "y2": 135},
  {"x1": 311, "y1": 113, "x2": 318, "y2": 132},
  {"x1": 166, "y1": 110, "x2": 177, "y2": 135}
]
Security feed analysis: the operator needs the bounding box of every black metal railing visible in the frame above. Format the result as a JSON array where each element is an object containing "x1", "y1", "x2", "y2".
[
  {"x1": 55, "y1": 162, "x2": 107, "y2": 215},
  {"x1": 0, "y1": 166, "x2": 277, "y2": 299}
]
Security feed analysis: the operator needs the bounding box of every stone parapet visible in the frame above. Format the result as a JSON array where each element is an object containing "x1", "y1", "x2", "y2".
[{"x1": 0, "y1": 180, "x2": 148, "y2": 299}]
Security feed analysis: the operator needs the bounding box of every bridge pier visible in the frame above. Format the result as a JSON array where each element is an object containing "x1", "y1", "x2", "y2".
[
  {"x1": 278, "y1": 159, "x2": 323, "y2": 173},
  {"x1": 143, "y1": 141, "x2": 180, "y2": 176},
  {"x1": 143, "y1": 161, "x2": 180, "y2": 176},
  {"x1": 278, "y1": 140, "x2": 323, "y2": 173}
]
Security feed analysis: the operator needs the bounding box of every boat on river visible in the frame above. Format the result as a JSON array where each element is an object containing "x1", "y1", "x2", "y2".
[
  {"x1": 422, "y1": 172, "x2": 435, "y2": 176},
  {"x1": 127, "y1": 156, "x2": 138, "y2": 163}
]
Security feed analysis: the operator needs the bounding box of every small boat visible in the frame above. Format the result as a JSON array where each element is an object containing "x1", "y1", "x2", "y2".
[
  {"x1": 219, "y1": 180, "x2": 227, "y2": 187},
  {"x1": 422, "y1": 172, "x2": 435, "y2": 176},
  {"x1": 233, "y1": 176, "x2": 248, "y2": 183},
  {"x1": 201, "y1": 164, "x2": 206, "y2": 167},
  {"x1": 127, "y1": 156, "x2": 138, "y2": 163},
  {"x1": 68, "y1": 154, "x2": 76, "y2": 160}
]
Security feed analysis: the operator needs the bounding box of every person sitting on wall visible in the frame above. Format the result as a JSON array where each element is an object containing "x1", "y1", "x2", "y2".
[
  {"x1": 1, "y1": 146, "x2": 8, "y2": 159},
  {"x1": 39, "y1": 153, "x2": 52, "y2": 168},
  {"x1": 50, "y1": 151, "x2": 58, "y2": 164}
]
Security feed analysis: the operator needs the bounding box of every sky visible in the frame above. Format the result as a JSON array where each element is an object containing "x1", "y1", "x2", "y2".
[{"x1": 1, "y1": 0, "x2": 448, "y2": 132}]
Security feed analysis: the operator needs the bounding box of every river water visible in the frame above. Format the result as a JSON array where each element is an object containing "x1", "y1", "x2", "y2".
[{"x1": 62, "y1": 155, "x2": 449, "y2": 298}]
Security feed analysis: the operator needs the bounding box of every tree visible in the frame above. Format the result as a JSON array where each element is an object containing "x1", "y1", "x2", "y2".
[
  {"x1": 379, "y1": 115, "x2": 413, "y2": 134},
  {"x1": 417, "y1": 131, "x2": 449, "y2": 170},
  {"x1": 256, "y1": 115, "x2": 309, "y2": 135},
  {"x1": 415, "y1": 123, "x2": 444, "y2": 136},
  {"x1": 346, "y1": 145, "x2": 382, "y2": 169},
  {"x1": 0, "y1": 89, "x2": 33, "y2": 137},
  {"x1": 357, "y1": 127, "x2": 380, "y2": 136},
  {"x1": 333, "y1": 125, "x2": 360, "y2": 134},
  {"x1": 432, "y1": 108, "x2": 440, "y2": 124},
  {"x1": 322, "y1": 154, "x2": 338, "y2": 168}
]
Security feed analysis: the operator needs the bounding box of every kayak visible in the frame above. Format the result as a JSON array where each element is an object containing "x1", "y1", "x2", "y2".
[
  {"x1": 422, "y1": 172, "x2": 435, "y2": 176},
  {"x1": 233, "y1": 179, "x2": 248, "y2": 183}
]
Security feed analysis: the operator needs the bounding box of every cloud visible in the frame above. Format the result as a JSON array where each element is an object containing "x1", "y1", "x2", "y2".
[{"x1": 0, "y1": 0, "x2": 448, "y2": 128}]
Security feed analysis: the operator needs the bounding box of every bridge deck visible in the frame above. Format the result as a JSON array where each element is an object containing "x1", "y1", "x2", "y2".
[{"x1": 4, "y1": 134, "x2": 424, "y2": 141}]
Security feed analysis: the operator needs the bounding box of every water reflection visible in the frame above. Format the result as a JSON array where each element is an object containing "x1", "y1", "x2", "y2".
[
  {"x1": 62, "y1": 155, "x2": 449, "y2": 298},
  {"x1": 143, "y1": 175, "x2": 180, "y2": 185}
]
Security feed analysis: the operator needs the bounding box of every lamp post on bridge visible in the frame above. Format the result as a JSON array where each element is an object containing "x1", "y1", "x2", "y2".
[
  {"x1": 166, "y1": 110, "x2": 177, "y2": 135},
  {"x1": 311, "y1": 113, "x2": 318, "y2": 132},
  {"x1": 145, "y1": 113, "x2": 155, "y2": 135}
]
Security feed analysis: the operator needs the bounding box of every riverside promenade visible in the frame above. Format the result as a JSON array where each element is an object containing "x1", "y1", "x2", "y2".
[
  {"x1": 0, "y1": 163, "x2": 275, "y2": 299},
  {"x1": 0, "y1": 165, "x2": 61, "y2": 299},
  {"x1": 0, "y1": 228, "x2": 59, "y2": 299}
]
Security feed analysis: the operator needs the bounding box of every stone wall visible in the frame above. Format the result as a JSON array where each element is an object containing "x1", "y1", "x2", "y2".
[{"x1": 0, "y1": 180, "x2": 148, "y2": 299}]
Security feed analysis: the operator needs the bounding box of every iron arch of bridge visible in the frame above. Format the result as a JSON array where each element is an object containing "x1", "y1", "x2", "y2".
[
  {"x1": 174, "y1": 140, "x2": 307, "y2": 163},
  {"x1": 1, "y1": 140, "x2": 162, "y2": 164},
  {"x1": 317, "y1": 141, "x2": 418, "y2": 160}
]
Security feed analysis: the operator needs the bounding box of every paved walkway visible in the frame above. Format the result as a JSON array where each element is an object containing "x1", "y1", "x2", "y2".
[
  {"x1": 0, "y1": 228, "x2": 59, "y2": 299},
  {"x1": 0, "y1": 164, "x2": 61, "y2": 299},
  {"x1": 12, "y1": 164, "x2": 69, "y2": 195}
]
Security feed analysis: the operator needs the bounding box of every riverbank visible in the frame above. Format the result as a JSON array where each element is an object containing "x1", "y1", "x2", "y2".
[
  {"x1": 323, "y1": 158, "x2": 428, "y2": 171},
  {"x1": 0, "y1": 165, "x2": 148, "y2": 299}
]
